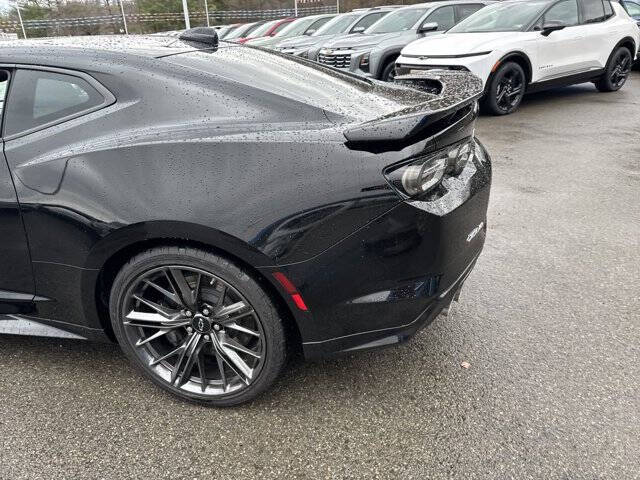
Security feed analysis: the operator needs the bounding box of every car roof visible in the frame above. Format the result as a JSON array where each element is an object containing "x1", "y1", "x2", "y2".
[{"x1": 0, "y1": 34, "x2": 230, "y2": 62}]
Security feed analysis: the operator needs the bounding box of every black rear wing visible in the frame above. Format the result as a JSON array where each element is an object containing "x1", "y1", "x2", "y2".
[{"x1": 343, "y1": 71, "x2": 483, "y2": 150}]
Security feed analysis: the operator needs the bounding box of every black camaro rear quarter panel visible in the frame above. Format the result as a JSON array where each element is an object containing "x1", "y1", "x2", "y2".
[{"x1": 0, "y1": 36, "x2": 491, "y2": 360}]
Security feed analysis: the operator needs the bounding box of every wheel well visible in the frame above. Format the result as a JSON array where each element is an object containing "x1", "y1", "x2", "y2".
[
  {"x1": 94, "y1": 238, "x2": 303, "y2": 357},
  {"x1": 616, "y1": 37, "x2": 636, "y2": 57},
  {"x1": 378, "y1": 52, "x2": 400, "y2": 79},
  {"x1": 499, "y1": 53, "x2": 533, "y2": 85}
]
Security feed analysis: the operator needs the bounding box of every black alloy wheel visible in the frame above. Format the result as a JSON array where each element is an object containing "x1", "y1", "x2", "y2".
[
  {"x1": 482, "y1": 61, "x2": 526, "y2": 116},
  {"x1": 596, "y1": 47, "x2": 633, "y2": 92},
  {"x1": 109, "y1": 246, "x2": 287, "y2": 406}
]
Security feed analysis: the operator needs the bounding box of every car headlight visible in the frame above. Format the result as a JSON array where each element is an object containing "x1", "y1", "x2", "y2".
[
  {"x1": 384, "y1": 139, "x2": 476, "y2": 198},
  {"x1": 359, "y1": 53, "x2": 370, "y2": 72}
]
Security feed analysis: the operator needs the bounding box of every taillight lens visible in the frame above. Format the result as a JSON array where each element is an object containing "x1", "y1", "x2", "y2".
[{"x1": 384, "y1": 138, "x2": 477, "y2": 198}]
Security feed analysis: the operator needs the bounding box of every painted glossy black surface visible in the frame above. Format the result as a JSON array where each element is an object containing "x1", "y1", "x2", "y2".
[{"x1": 0, "y1": 35, "x2": 491, "y2": 357}]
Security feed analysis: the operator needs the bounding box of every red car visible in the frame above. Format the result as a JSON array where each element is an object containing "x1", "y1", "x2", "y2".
[{"x1": 235, "y1": 18, "x2": 294, "y2": 44}]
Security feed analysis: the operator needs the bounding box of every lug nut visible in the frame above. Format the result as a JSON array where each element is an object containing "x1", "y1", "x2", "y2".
[
  {"x1": 204, "y1": 335, "x2": 210, "y2": 341},
  {"x1": 185, "y1": 310, "x2": 192, "y2": 317},
  {"x1": 213, "y1": 324, "x2": 221, "y2": 331},
  {"x1": 186, "y1": 327, "x2": 193, "y2": 333},
  {"x1": 202, "y1": 308, "x2": 210, "y2": 316}
]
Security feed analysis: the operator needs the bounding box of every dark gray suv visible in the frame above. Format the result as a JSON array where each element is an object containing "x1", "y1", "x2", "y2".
[{"x1": 318, "y1": 1, "x2": 491, "y2": 81}]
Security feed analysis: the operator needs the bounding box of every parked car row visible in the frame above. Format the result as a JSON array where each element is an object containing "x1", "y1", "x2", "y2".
[{"x1": 215, "y1": 0, "x2": 639, "y2": 115}]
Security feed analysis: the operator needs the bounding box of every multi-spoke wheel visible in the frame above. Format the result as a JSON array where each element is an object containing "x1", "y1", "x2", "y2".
[
  {"x1": 109, "y1": 247, "x2": 287, "y2": 406},
  {"x1": 482, "y1": 61, "x2": 526, "y2": 116},
  {"x1": 596, "y1": 47, "x2": 632, "y2": 92}
]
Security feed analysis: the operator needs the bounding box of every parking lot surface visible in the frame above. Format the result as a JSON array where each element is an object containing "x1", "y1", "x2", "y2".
[{"x1": 1, "y1": 73, "x2": 639, "y2": 480}]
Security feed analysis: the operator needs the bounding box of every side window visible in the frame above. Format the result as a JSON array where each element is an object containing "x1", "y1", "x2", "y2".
[
  {"x1": 624, "y1": 1, "x2": 640, "y2": 15},
  {"x1": 424, "y1": 6, "x2": 456, "y2": 31},
  {"x1": 352, "y1": 12, "x2": 387, "y2": 31},
  {"x1": 0, "y1": 70, "x2": 8, "y2": 120},
  {"x1": 624, "y1": 2, "x2": 640, "y2": 17},
  {"x1": 456, "y1": 4, "x2": 484, "y2": 22},
  {"x1": 270, "y1": 21, "x2": 290, "y2": 35},
  {"x1": 3, "y1": 69, "x2": 105, "y2": 138},
  {"x1": 544, "y1": 0, "x2": 579, "y2": 26},
  {"x1": 581, "y1": 0, "x2": 607, "y2": 23},
  {"x1": 603, "y1": 0, "x2": 613, "y2": 17}
]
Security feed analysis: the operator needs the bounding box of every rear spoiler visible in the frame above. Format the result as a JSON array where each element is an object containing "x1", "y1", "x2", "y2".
[{"x1": 343, "y1": 71, "x2": 483, "y2": 149}]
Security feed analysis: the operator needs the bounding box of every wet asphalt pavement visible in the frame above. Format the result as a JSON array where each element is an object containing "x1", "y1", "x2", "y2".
[{"x1": 1, "y1": 73, "x2": 639, "y2": 480}]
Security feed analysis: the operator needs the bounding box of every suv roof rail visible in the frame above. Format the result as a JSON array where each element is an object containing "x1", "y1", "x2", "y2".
[{"x1": 179, "y1": 27, "x2": 219, "y2": 47}]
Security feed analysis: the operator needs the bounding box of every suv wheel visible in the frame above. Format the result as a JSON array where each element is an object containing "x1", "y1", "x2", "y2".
[
  {"x1": 596, "y1": 46, "x2": 633, "y2": 92},
  {"x1": 482, "y1": 61, "x2": 526, "y2": 116},
  {"x1": 109, "y1": 246, "x2": 287, "y2": 407},
  {"x1": 381, "y1": 60, "x2": 397, "y2": 82}
]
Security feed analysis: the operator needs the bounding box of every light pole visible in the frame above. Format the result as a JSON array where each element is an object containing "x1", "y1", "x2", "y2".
[
  {"x1": 118, "y1": 0, "x2": 129, "y2": 35},
  {"x1": 336, "y1": 0, "x2": 340, "y2": 13},
  {"x1": 13, "y1": 1, "x2": 27, "y2": 39},
  {"x1": 204, "y1": 0, "x2": 210, "y2": 27},
  {"x1": 181, "y1": 0, "x2": 191, "y2": 29},
  {"x1": 294, "y1": 0, "x2": 298, "y2": 17}
]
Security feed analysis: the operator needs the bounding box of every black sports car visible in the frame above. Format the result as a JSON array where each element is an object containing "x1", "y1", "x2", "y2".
[{"x1": 0, "y1": 29, "x2": 491, "y2": 406}]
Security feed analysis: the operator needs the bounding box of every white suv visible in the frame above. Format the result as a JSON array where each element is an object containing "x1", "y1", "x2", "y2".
[{"x1": 396, "y1": 0, "x2": 639, "y2": 114}]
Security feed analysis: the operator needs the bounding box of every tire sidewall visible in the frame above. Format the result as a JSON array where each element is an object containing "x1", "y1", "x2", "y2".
[
  {"x1": 601, "y1": 47, "x2": 632, "y2": 91},
  {"x1": 381, "y1": 60, "x2": 397, "y2": 82},
  {"x1": 484, "y1": 61, "x2": 526, "y2": 116},
  {"x1": 109, "y1": 247, "x2": 286, "y2": 407}
]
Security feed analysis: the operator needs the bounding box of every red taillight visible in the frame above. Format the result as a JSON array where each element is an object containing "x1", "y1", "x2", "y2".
[{"x1": 272, "y1": 272, "x2": 309, "y2": 311}]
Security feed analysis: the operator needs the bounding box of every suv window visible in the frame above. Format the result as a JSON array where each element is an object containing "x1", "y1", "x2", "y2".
[
  {"x1": 456, "y1": 4, "x2": 485, "y2": 22},
  {"x1": 581, "y1": 0, "x2": 607, "y2": 23},
  {"x1": 544, "y1": 0, "x2": 579, "y2": 25},
  {"x1": 353, "y1": 12, "x2": 387, "y2": 31},
  {"x1": 624, "y1": 0, "x2": 640, "y2": 14},
  {"x1": 0, "y1": 70, "x2": 8, "y2": 119},
  {"x1": 424, "y1": 6, "x2": 456, "y2": 30},
  {"x1": 4, "y1": 69, "x2": 105, "y2": 138}
]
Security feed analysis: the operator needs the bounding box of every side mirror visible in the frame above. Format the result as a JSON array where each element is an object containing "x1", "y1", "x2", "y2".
[
  {"x1": 418, "y1": 22, "x2": 438, "y2": 34},
  {"x1": 304, "y1": 29, "x2": 316, "y2": 36},
  {"x1": 351, "y1": 26, "x2": 366, "y2": 34},
  {"x1": 540, "y1": 23, "x2": 566, "y2": 36}
]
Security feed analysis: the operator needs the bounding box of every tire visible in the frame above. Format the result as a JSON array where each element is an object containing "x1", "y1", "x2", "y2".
[
  {"x1": 380, "y1": 59, "x2": 398, "y2": 82},
  {"x1": 481, "y1": 61, "x2": 526, "y2": 116},
  {"x1": 109, "y1": 246, "x2": 287, "y2": 407},
  {"x1": 595, "y1": 46, "x2": 633, "y2": 92}
]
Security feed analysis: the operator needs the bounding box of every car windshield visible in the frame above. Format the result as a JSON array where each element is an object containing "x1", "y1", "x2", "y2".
[
  {"x1": 449, "y1": 2, "x2": 548, "y2": 33},
  {"x1": 366, "y1": 7, "x2": 428, "y2": 34},
  {"x1": 246, "y1": 19, "x2": 279, "y2": 39},
  {"x1": 275, "y1": 16, "x2": 323, "y2": 37},
  {"x1": 313, "y1": 13, "x2": 358, "y2": 36},
  {"x1": 225, "y1": 23, "x2": 256, "y2": 39}
]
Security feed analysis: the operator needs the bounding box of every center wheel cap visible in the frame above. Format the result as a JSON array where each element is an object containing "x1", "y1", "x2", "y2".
[{"x1": 192, "y1": 315, "x2": 212, "y2": 334}]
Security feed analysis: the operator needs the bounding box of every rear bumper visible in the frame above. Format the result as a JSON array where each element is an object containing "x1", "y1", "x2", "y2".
[
  {"x1": 301, "y1": 251, "x2": 482, "y2": 360},
  {"x1": 270, "y1": 139, "x2": 491, "y2": 360}
]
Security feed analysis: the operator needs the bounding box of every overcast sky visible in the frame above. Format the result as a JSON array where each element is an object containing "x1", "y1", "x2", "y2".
[{"x1": 0, "y1": 0, "x2": 11, "y2": 13}]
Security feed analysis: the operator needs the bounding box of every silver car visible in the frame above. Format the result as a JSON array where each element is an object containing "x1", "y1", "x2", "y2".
[
  {"x1": 318, "y1": 1, "x2": 491, "y2": 81},
  {"x1": 275, "y1": 7, "x2": 399, "y2": 60}
]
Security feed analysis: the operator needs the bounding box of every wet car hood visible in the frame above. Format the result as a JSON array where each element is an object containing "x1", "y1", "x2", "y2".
[
  {"x1": 325, "y1": 31, "x2": 420, "y2": 49},
  {"x1": 277, "y1": 34, "x2": 338, "y2": 49},
  {"x1": 402, "y1": 32, "x2": 525, "y2": 56}
]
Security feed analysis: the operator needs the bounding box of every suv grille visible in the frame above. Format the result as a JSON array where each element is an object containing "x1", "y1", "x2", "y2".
[{"x1": 318, "y1": 52, "x2": 352, "y2": 69}]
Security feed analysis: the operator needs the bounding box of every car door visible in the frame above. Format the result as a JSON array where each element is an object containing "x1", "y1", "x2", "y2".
[
  {"x1": 579, "y1": 0, "x2": 618, "y2": 69},
  {"x1": 534, "y1": 0, "x2": 585, "y2": 81},
  {"x1": 0, "y1": 68, "x2": 36, "y2": 312}
]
